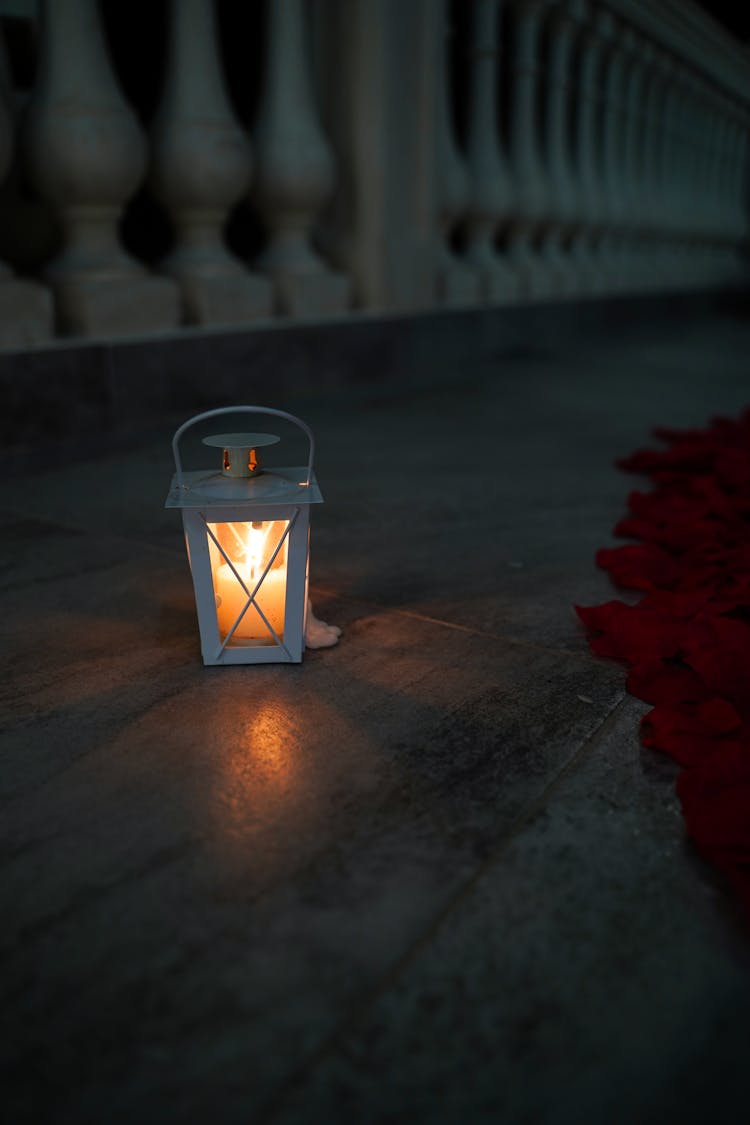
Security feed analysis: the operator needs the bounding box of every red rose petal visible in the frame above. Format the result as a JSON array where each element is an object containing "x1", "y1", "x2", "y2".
[
  {"x1": 627, "y1": 661, "x2": 712, "y2": 706},
  {"x1": 596, "y1": 544, "x2": 684, "y2": 591},
  {"x1": 577, "y1": 604, "x2": 685, "y2": 664},
  {"x1": 578, "y1": 407, "x2": 750, "y2": 916},
  {"x1": 640, "y1": 699, "x2": 743, "y2": 766}
]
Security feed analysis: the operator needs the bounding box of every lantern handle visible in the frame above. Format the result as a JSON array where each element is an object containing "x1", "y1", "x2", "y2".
[{"x1": 171, "y1": 406, "x2": 315, "y2": 486}]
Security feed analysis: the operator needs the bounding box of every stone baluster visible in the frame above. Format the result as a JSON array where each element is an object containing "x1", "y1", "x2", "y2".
[
  {"x1": 667, "y1": 64, "x2": 696, "y2": 286},
  {"x1": 698, "y1": 87, "x2": 715, "y2": 243},
  {"x1": 0, "y1": 28, "x2": 12, "y2": 186},
  {"x1": 739, "y1": 112, "x2": 750, "y2": 225},
  {"x1": 608, "y1": 27, "x2": 638, "y2": 291},
  {"x1": 737, "y1": 111, "x2": 750, "y2": 279},
  {"x1": 668, "y1": 67, "x2": 697, "y2": 286},
  {"x1": 655, "y1": 55, "x2": 683, "y2": 285},
  {"x1": 729, "y1": 109, "x2": 750, "y2": 252},
  {"x1": 692, "y1": 79, "x2": 716, "y2": 283},
  {"x1": 505, "y1": 0, "x2": 550, "y2": 297},
  {"x1": 717, "y1": 106, "x2": 732, "y2": 256},
  {"x1": 719, "y1": 106, "x2": 741, "y2": 241},
  {"x1": 250, "y1": 0, "x2": 349, "y2": 316},
  {"x1": 690, "y1": 76, "x2": 713, "y2": 285},
  {"x1": 715, "y1": 99, "x2": 745, "y2": 282},
  {"x1": 592, "y1": 11, "x2": 628, "y2": 291},
  {"x1": 724, "y1": 106, "x2": 745, "y2": 282},
  {"x1": 706, "y1": 93, "x2": 726, "y2": 272},
  {"x1": 712, "y1": 97, "x2": 735, "y2": 282},
  {"x1": 537, "y1": 0, "x2": 581, "y2": 295},
  {"x1": 720, "y1": 102, "x2": 744, "y2": 252},
  {"x1": 673, "y1": 69, "x2": 699, "y2": 286},
  {"x1": 463, "y1": 0, "x2": 517, "y2": 301},
  {"x1": 568, "y1": 7, "x2": 607, "y2": 292},
  {"x1": 657, "y1": 54, "x2": 678, "y2": 280},
  {"x1": 640, "y1": 49, "x2": 673, "y2": 286},
  {"x1": 687, "y1": 81, "x2": 709, "y2": 285},
  {"x1": 149, "y1": 0, "x2": 271, "y2": 326},
  {"x1": 618, "y1": 32, "x2": 651, "y2": 290},
  {"x1": 435, "y1": 0, "x2": 481, "y2": 305},
  {"x1": 692, "y1": 83, "x2": 711, "y2": 250},
  {"x1": 628, "y1": 42, "x2": 662, "y2": 288},
  {"x1": 707, "y1": 94, "x2": 729, "y2": 256},
  {"x1": 23, "y1": 0, "x2": 178, "y2": 337},
  {"x1": 0, "y1": 24, "x2": 52, "y2": 348}
]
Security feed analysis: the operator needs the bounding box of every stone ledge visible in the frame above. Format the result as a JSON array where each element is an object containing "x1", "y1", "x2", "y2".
[{"x1": 0, "y1": 288, "x2": 746, "y2": 475}]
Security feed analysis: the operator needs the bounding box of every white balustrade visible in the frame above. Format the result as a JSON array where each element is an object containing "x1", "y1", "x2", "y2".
[
  {"x1": 149, "y1": 0, "x2": 272, "y2": 326},
  {"x1": 0, "y1": 23, "x2": 52, "y2": 347},
  {"x1": 250, "y1": 0, "x2": 349, "y2": 317},
  {"x1": 23, "y1": 0, "x2": 179, "y2": 337},
  {"x1": 0, "y1": 0, "x2": 747, "y2": 349},
  {"x1": 463, "y1": 0, "x2": 517, "y2": 302}
]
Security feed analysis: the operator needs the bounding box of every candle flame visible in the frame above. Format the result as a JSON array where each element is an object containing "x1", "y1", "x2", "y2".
[
  {"x1": 226, "y1": 521, "x2": 269, "y2": 582},
  {"x1": 245, "y1": 523, "x2": 266, "y2": 582}
]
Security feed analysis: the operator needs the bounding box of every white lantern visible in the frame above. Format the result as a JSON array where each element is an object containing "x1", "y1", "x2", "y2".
[{"x1": 165, "y1": 406, "x2": 323, "y2": 665}]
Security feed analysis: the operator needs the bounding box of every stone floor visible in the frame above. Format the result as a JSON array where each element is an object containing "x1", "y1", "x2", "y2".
[{"x1": 2, "y1": 306, "x2": 750, "y2": 1124}]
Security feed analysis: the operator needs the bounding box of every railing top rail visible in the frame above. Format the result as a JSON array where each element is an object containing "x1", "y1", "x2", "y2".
[{"x1": 604, "y1": 0, "x2": 750, "y2": 105}]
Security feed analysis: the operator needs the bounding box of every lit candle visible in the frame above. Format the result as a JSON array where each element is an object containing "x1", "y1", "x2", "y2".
[
  {"x1": 213, "y1": 521, "x2": 287, "y2": 643},
  {"x1": 215, "y1": 562, "x2": 286, "y2": 642}
]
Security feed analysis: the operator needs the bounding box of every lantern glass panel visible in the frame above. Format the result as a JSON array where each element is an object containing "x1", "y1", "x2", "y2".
[{"x1": 207, "y1": 519, "x2": 290, "y2": 646}]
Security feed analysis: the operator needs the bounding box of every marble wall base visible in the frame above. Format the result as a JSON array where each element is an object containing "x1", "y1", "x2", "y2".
[
  {"x1": 2, "y1": 289, "x2": 744, "y2": 476},
  {"x1": 0, "y1": 277, "x2": 53, "y2": 348}
]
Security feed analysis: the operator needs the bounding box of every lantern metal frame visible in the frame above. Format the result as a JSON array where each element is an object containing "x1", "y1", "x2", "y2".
[{"x1": 165, "y1": 406, "x2": 323, "y2": 666}]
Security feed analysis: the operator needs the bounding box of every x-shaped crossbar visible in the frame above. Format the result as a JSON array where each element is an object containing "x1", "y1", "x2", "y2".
[{"x1": 202, "y1": 511, "x2": 300, "y2": 661}]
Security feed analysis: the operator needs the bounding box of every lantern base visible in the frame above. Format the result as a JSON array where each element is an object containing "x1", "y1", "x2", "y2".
[
  {"x1": 220, "y1": 634, "x2": 283, "y2": 649},
  {"x1": 201, "y1": 645, "x2": 301, "y2": 666}
]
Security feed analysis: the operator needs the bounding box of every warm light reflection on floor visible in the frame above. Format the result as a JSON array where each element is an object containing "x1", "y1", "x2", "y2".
[
  {"x1": 211, "y1": 697, "x2": 303, "y2": 840},
  {"x1": 206, "y1": 690, "x2": 379, "y2": 853},
  {"x1": 243, "y1": 699, "x2": 299, "y2": 788}
]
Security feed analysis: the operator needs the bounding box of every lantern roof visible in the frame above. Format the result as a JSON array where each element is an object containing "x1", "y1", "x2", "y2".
[
  {"x1": 166, "y1": 406, "x2": 322, "y2": 510},
  {"x1": 165, "y1": 467, "x2": 323, "y2": 509}
]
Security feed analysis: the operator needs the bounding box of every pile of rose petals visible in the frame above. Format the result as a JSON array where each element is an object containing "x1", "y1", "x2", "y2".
[{"x1": 576, "y1": 409, "x2": 750, "y2": 913}]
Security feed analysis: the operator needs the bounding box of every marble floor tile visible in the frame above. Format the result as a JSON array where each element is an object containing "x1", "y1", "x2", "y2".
[
  {"x1": 272, "y1": 697, "x2": 750, "y2": 1125},
  {"x1": 2, "y1": 308, "x2": 750, "y2": 1124},
  {"x1": 2, "y1": 583, "x2": 623, "y2": 1121}
]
